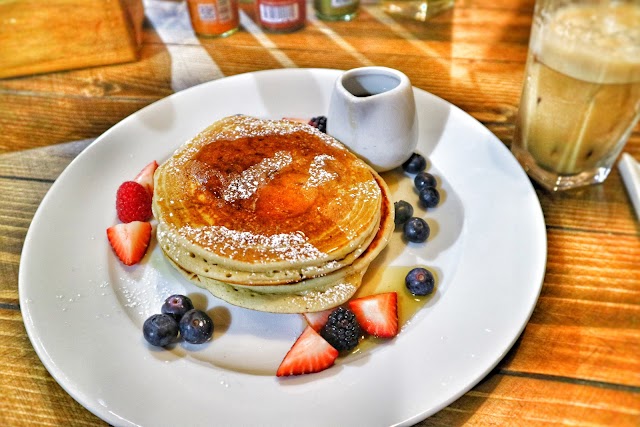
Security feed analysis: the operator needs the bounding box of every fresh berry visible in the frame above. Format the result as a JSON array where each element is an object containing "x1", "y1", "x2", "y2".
[
  {"x1": 419, "y1": 187, "x2": 440, "y2": 208},
  {"x1": 302, "y1": 309, "x2": 333, "y2": 332},
  {"x1": 276, "y1": 326, "x2": 339, "y2": 377},
  {"x1": 405, "y1": 267, "x2": 435, "y2": 296},
  {"x1": 348, "y1": 292, "x2": 398, "y2": 338},
  {"x1": 402, "y1": 153, "x2": 427, "y2": 174},
  {"x1": 308, "y1": 116, "x2": 327, "y2": 133},
  {"x1": 320, "y1": 307, "x2": 362, "y2": 352},
  {"x1": 116, "y1": 181, "x2": 152, "y2": 223},
  {"x1": 106, "y1": 221, "x2": 152, "y2": 266},
  {"x1": 179, "y1": 309, "x2": 214, "y2": 344},
  {"x1": 134, "y1": 160, "x2": 158, "y2": 195},
  {"x1": 394, "y1": 200, "x2": 414, "y2": 226},
  {"x1": 161, "y1": 294, "x2": 194, "y2": 322},
  {"x1": 414, "y1": 172, "x2": 437, "y2": 191},
  {"x1": 403, "y1": 217, "x2": 430, "y2": 243},
  {"x1": 143, "y1": 313, "x2": 179, "y2": 347}
]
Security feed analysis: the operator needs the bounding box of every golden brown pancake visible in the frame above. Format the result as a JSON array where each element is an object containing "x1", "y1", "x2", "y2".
[{"x1": 153, "y1": 115, "x2": 394, "y2": 313}]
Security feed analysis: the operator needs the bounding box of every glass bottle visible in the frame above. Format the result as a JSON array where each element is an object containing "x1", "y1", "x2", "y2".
[
  {"x1": 187, "y1": 0, "x2": 239, "y2": 37},
  {"x1": 382, "y1": 0, "x2": 454, "y2": 22},
  {"x1": 314, "y1": 0, "x2": 359, "y2": 21},
  {"x1": 256, "y1": 0, "x2": 306, "y2": 32}
]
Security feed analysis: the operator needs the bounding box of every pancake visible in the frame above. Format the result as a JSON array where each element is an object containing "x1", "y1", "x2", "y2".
[
  {"x1": 169, "y1": 173, "x2": 395, "y2": 313},
  {"x1": 153, "y1": 115, "x2": 394, "y2": 313}
]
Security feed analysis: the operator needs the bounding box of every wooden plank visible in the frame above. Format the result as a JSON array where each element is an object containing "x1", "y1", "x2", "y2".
[
  {"x1": 419, "y1": 373, "x2": 640, "y2": 426},
  {"x1": 0, "y1": 139, "x2": 91, "y2": 181},
  {"x1": 499, "y1": 228, "x2": 640, "y2": 387},
  {"x1": 0, "y1": 309, "x2": 106, "y2": 426},
  {"x1": 505, "y1": 321, "x2": 640, "y2": 387},
  {"x1": 0, "y1": 54, "x2": 526, "y2": 153},
  {"x1": 0, "y1": 140, "x2": 87, "y2": 306},
  {"x1": 0, "y1": 0, "x2": 144, "y2": 79},
  {"x1": 0, "y1": 178, "x2": 52, "y2": 305},
  {"x1": 535, "y1": 148, "x2": 640, "y2": 235},
  {"x1": 0, "y1": 93, "x2": 151, "y2": 153},
  {"x1": 3, "y1": 302, "x2": 639, "y2": 426}
]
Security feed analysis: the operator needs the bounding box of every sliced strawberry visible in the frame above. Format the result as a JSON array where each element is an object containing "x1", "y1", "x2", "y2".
[
  {"x1": 302, "y1": 308, "x2": 333, "y2": 332},
  {"x1": 134, "y1": 160, "x2": 158, "y2": 195},
  {"x1": 107, "y1": 221, "x2": 152, "y2": 266},
  {"x1": 348, "y1": 292, "x2": 399, "y2": 338},
  {"x1": 116, "y1": 181, "x2": 152, "y2": 223},
  {"x1": 276, "y1": 326, "x2": 338, "y2": 377}
]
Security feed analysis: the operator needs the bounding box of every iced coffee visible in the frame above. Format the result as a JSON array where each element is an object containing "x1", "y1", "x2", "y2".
[{"x1": 512, "y1": 1, "x2": 640, "y2": 191}]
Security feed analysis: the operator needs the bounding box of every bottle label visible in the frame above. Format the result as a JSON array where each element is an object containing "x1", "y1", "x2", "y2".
[
  {"x1": 217, "y1": 0, "x2": 234, "y2": 22},
  {"x1": 197, "y1": 3, "x2": 218, "y2": 21},
  {"x1": 259, "y1": 2, "x2": 300, "y2": 23},
  {"x1": 198, "y1": 0, "x2": 233, "y2": 22}
]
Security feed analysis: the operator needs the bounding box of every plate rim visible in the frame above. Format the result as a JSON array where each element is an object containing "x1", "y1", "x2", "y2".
[{"x1": 18, "y1": 67, "x2": 547, "y2": 426}]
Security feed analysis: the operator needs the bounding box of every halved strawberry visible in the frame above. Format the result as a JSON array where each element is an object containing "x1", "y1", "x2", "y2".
[
  {"x1": 276, "y1": 326, "x2": 338, "y2": 377},
  {"x1": 348, "y1": 292, "x2": 398, "y2": 338},
  {"x1": 107, "y1": 221, "x2": 152, "y2": 266},
  {"x1": 134, "y1": 160, "x2": 158, "y2": 195},
  {"x1": 302, "y1": 308, "x2": 333, "y2": 332}
]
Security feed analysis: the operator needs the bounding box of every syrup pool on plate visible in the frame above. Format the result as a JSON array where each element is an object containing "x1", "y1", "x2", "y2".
[{"x1": 344, "y1": 265, "x2": 435, "y2": 357}]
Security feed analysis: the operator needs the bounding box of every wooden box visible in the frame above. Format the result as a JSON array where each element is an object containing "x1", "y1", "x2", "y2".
[{"x1": 0, "y1": 0, "x2": 144, "y2": 78}]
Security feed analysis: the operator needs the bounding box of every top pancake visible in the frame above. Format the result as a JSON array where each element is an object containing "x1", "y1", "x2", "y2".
[{"x1": 153, "y1": 115, "x2": 383, "y2": 274}]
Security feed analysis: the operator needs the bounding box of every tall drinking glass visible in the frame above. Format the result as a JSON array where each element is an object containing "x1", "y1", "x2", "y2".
[
  {"x1": 382, "y1": 0, "x2": 454, "y2": 21},
  {"x1": 511, "y1": 0, "x2": 640, "y2": 191}
]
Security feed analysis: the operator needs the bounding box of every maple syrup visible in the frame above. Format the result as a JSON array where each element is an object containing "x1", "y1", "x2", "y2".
[{"x1": 344, "y1": 264, "x2": 436, "y2": 357}]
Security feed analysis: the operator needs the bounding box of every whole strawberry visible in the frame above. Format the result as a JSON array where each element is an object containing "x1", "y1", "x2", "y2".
[{"x1": 116, "y1": 181, "x2": 152, "y2": 223}]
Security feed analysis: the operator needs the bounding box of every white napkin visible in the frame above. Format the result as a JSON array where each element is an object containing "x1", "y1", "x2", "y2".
[{"x1": 618, "y1": 153, "x2": 640, "y2": 221}]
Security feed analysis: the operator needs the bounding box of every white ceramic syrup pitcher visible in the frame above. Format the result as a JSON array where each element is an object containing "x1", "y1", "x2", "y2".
[{"x1": 327, "y1": 67, "x2": 419, "y2": 172}]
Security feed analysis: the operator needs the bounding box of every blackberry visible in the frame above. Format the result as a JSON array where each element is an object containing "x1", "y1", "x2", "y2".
[
  {"x1": 320, "y1": 307, "x2": 361, "y2": 351},
  {"x1": 309, "y1": 116, "x2": 328, "y2": 133}
]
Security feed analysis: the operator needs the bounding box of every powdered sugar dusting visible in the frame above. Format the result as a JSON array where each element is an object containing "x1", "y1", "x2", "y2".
[
  {"x1": 305, "y1": 154, "x2": 337, "y2": 189},
  {"x1": 223, "y1": 151, "x2": 292, "y2": 202},
  {"x1": 178, "y1": 225, "x2": 327, "y2": 262},
  {"x1": 301, "y1": 281, "x2": 358, "y2": 307}
]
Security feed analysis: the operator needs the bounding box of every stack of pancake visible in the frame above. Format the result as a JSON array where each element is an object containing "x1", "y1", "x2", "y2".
[{"x1": 153, "y1": 115, "x2": 394, "y2": 313}]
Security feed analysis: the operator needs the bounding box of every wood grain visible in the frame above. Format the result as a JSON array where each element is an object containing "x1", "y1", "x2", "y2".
[
  {"x1": 0, "y1": 309, "x2": 106, "y2": 427},
  {"x1": 421, "y1": 373, "x2": 640, "y2": 426},
  {"x1": 0, "y1": 0, "x2": 144, "y2": 79},
  {"x1": 1, "y1": 0, "x2": 639, "y2": 425}
]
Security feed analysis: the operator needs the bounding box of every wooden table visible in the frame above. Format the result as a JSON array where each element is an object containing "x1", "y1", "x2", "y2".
[{"x1": 1, "y1": 0, "x2": 639, "y2": 425}]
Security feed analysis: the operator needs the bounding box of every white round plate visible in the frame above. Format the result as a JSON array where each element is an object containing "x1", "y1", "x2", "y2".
[{"x1": 19, "y1": 68, "x2": 546, "y2": 426}]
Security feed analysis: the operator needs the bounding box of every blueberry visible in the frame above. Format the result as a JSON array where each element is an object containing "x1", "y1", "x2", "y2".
[
  {"x1": 161, "y1": 294, "x2": 194, "y2": 322},
  {"x1": 143, "y1": 314, "x2": 179, "y2": 347},
  {"x1": 405, "y1": 267, "x2": 435, "y2": 296},
  {"x1": 394, "y1": 200, "x2": 414, "y2": 226},
  {"x1": 419, "y1": 187, "x2": 440, "y2": 208},
  {"x1": 179, "y1": 309, "x2": 214, "y2": 344},
  {"x1": 414, "y1": 172, "x2": 437, "y2": 191},
  {"x1": 403, "y1": 217, "x2": 430, "y2": 243},
  {"x1": 402, "y1": 153, "x2": 427, "y2": 174}
]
